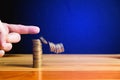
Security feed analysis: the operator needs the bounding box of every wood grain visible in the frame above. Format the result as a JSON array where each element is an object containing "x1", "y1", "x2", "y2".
[{"x1": 0, "y1": 54, "x2": 120, "y2": 80}]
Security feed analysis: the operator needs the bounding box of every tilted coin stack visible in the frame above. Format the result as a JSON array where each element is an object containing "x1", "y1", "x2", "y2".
[{"x1": 32, "y1": 39, "x2": 42, "y2": 68}]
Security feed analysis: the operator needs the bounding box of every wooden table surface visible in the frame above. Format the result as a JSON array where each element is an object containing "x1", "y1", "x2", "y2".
[{"x1": 1, "y1": 54, "x2": 120, "y2": 80}]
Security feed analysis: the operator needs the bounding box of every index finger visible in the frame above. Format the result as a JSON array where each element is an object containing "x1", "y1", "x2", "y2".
[{"x1": 3, "y1": 23, "x2": 40, "y2": 34}]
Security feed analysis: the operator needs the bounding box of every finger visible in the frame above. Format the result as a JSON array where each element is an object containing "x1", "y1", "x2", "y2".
[
  {"x1": 3, "y1": 23, "x2": 40, "y2": 34},
  {"x1": 7, "y1": 32, "x2": 21, "y2": 43},
  {"x1": 0, "y1": 20, "x2": 7, "y2": 47},
  {"x1": 0, "y1": 50, "x2": 5, "y2": 57},
  {"x1": 2, "y1": 43, "x2": 12, "y2": 52}
]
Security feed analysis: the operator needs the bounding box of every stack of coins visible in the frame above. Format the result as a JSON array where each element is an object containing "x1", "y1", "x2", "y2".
[{"x1": 32, "y1": 39, "x2": 42, "y2": 68}]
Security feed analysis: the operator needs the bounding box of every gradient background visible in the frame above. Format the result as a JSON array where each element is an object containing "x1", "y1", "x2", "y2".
[{"x1": 0, "y1": 0, "x2": 120, "y2": 54}]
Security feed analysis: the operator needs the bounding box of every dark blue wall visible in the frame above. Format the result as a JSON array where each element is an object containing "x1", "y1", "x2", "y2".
[{"x1": 1, "y1": 0, "x2": 120, "y2": 54}]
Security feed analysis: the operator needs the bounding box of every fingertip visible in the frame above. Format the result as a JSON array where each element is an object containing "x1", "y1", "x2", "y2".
[
  {"x1": 0, "y1": 20, "x2": 2, "y2": 24},
  {"x1": 29, "y1": 26, "x2": 40, "y2": 34},
  {"x1": 7, "y1": 32, "x2": 21, "y2": 43},
  {"x1": 2, "y1": 43, "x2": 12, "y2": 52},
  {"x1": 33, "y1": 26, "x2": 40, "y2": 34},
  {"x1": 0, "y1": 50, "x2": 5, "y2": 57}
]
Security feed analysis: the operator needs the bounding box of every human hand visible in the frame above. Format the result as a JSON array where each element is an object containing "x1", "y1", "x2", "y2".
[{"x1": 0, "y1": 20, "x2": 40, "y2": 57}]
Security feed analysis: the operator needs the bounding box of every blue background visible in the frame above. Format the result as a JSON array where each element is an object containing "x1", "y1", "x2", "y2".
[{"x1": 1, "y1": 0, "x2": 120, "y2": 54}]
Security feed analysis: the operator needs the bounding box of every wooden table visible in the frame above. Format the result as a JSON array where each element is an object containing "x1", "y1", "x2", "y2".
[{"x1": 0, "y1": 54, "x2": 120, "y2": 80}]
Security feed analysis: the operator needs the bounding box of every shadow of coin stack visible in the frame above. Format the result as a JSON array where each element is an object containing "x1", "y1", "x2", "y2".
[{"x1": 32, "y1": 39, "x2": 42, "y2": 68}]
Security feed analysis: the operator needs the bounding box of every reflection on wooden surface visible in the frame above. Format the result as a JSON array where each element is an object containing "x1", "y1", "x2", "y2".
[
  {"x1": 43, "y1": 71, "x2": 120, "y2": 80},
  {"x1": 0, "y1": 54, "x2": 120, "y2": 80},
  {"x1": 0, "y1": 71, "x2": 41, "y2": 80}
]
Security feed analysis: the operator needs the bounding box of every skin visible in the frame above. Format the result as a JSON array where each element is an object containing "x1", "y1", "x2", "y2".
[{"x1": 0, "y1": 20, "x2": 40, "y2": 57}]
